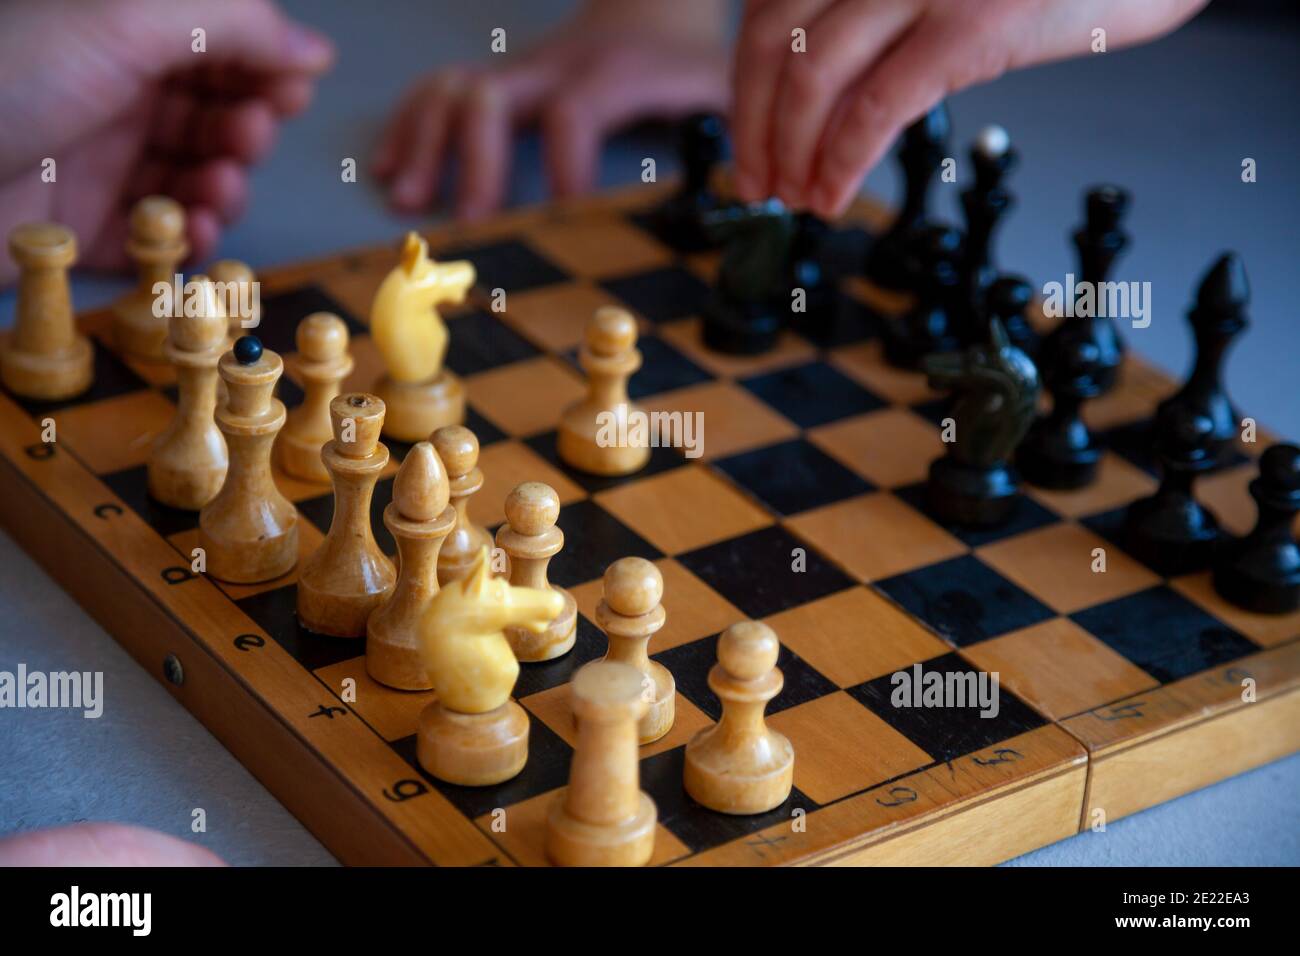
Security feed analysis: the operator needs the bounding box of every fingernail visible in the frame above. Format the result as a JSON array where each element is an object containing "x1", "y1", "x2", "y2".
[{"x1": 283, "y1": 23, "x2": 334, "y2": 69}]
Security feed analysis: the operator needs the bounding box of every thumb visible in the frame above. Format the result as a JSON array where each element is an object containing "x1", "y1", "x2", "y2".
[{"x1": 128, "y1": 0, "x2": 334, "y2": 76}]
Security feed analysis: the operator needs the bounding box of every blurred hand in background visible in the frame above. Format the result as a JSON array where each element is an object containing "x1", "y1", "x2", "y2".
[
  {"x1": 372, "y1": 0, "x2": 730, "y2": 219},
  {"x1": 0, "y1": 0, "x2": 333, "y2": 286}
]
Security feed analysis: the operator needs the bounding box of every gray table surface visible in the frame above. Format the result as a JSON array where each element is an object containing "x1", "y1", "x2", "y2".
[{"x1": 1, "y1": 1, "x2": 1296, "y2": 866}]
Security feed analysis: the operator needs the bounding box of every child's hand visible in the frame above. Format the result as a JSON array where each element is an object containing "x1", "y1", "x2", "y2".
[
  {"x1": 0, "y1": 0, "x2": 333, "y2": 285},
  {"x1": 372, "y1": 0, "x2": 729, "y2": 219},
  {"x1": 730, "y1": 0, "x2": 1210, "y2": 218},
  {"x1": 0, "y1": 822, "x2": 225, "y2": 866}
]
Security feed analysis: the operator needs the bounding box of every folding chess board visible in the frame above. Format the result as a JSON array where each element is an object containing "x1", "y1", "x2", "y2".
[{"x1": 2, "y1": 182, "x2": 1297, "y2": 866}]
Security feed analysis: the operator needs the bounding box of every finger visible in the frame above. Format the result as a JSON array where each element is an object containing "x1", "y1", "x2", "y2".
[
  {"x1": 166, "y1": 159, "x2": 250, "y2": 224},
  {"x1": 389, "y1": 77, "x2": 460, "y2": 211},
  {"x1": 134, "y1": 0, "x2": 335, "y2": 78},
  {"x1": 150, "y1": 91, "x2": 278, "y2": 164},
  {"x1": 371, "y1": 90, "x2": 420, "y2": 180},
  {"x1": 186, "y1": 205, "x2": 224, "y2": 264},
  {"x1": 809, "y1": 17, "x2": 985, "y2": 218},
  {"x1": 731, "y1": 0, "x2": 835, "y2": 202},
  {"x1": 769, "y1": 0, "x2": 916, "y2": 209},
  {"x1": 0, "y1": 823, "x2": 225, "y2": 867},
  {"x1": 543, "y1": 47, "x2": 729, "y2": 199},
  {"x1": 456, "y1": 78, "x2": 513, "y2": 220}
]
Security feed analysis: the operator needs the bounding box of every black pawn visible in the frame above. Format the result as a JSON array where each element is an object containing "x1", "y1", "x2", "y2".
[
  {"x1": 985, "y1": 273, "x2": 1038, "y2": 358},
  {"x1": 1156, "y1": 252, "x2": 1250, "y2": 463},
  {"x1": 883, "y1": 225, "x2": 963, "y2": 368},
  {"x1": 1213, "y1": 444, "x2": 1300, "y2": 614},
  {"x1": 959, "y1": 125, "x2": 1017, "y2": 342},
  {"x1": 233, "y1": 335, "x2": 263, "y2": 365},
  {"x1": 867, "y1": 103, "x2": 950, "y2": 291},
  {"x1": 653, "y1": 113, "x2": 726, "y2": 252},
  {"x1": 1041, "y1": 185, "x2": 1131, "y2": 395},
  {"x1": 1018, "y1": 332, "x2": 1103, "y2": 489},
  {"x1": 1123, "y1": 407, "x2": 1221, "y2": 575}
]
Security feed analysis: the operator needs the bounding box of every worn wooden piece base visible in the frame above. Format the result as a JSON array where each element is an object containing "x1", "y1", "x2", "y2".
[
  {"x1": 374, "y1": 370, "x2": 464, "y2": 443},
  {"x1": 417, "y1": 699, "x2": 530, "y2": 786},
  {"x1": 0, "y1": 182, "x2": 1295, "y2": 865}
]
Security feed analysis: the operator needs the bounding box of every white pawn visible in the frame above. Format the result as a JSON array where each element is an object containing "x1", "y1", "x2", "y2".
[
  {"x1": 557, "y1": 307, "x2": 649, "y2": 476},
  {"x1": 595, "y1": 557, "x2": 674, "y2": 745},
  {"x1": 495, "y1": 482, "x2": 577, "y2": 661},
  {"x1": 683, "y1": 621, "x2": 794, "y2": 815},
  {"x1": 148, "y1": 275, "x2": 228, "y2": 509},
  {"x1": 276, "y1": 313, "x2": 354, "y2": 483}
]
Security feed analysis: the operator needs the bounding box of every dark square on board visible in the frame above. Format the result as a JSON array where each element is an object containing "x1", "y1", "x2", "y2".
[
  {"x1": 547, "y1": 498, "x2": 662, "y2": 587},
  {"x1": 445, "y1": 309, "x2": 540, "y2": 377},
  {"x1": 100, "y1": 463, "x2": 200, "y2": 539},
  {"x1": 523, "y1": 429, "x2": 685, "y2": 495},
  {"x1": 1069, "y1": 585, "x2": 1259, "y2": 684},
  {"x1": 847, "y1": 651, "x2": 1048, "y2": 764},
  {"x1": 257, "y1": 285, "x2": 365, "y2": 356},
  {"x1": 713, "y1": 438, "x2": 873, "y2": 517},
  {"x1": 513, "y1": 615, "x2": 607, "y2": 698},
  {"x1": 389, "y1": 715, "x2": 573, "y2": 820},
  {"x1": 677, "y1": 524, "x2": 855, "y2": 620},
  {"x1": 874, "y1": 554, "x2": 1056, "y2": 647},
  {"x1": 600, "y1": 265, "x2": 711, "y2": 325},
  {"x1": 893, "y1": 481, "x2": 1060, "y2": 548},
  {"x1": 438, "y1": 239, "x2": 568, "y2": 294},
  {"x1": 10, "y1": 339, "x2": 149, "y2": 417},
  {"x1": 235, "y1": 585, "x2": 361, "y2": 671},
  {"x1": 640, "y1": 745, "x2": 818, "y2": 855},
  {"x1": 740, "y1": 361, "x2": 886, "y2": 429},
  {"x1": 655, "y1": 634, "x2": 836, "y2": 722}
]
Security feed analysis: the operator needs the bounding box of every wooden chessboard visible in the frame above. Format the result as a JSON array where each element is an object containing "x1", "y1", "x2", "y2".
[{"x1": 2, "y1": 182, "x2": 1298, "y2": 866}]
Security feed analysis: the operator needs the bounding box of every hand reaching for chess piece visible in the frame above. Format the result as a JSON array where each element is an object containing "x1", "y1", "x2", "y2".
[{"x1": 0, "y1": 0, "x2": 333, "y2": 287}]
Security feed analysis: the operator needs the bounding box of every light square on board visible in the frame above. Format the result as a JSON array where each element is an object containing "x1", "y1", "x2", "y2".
[
  {"x1": 1196, "y1": 460, "x2": 1259, "y2": 536},
  {"x1": 975, "y1": 522, "x2": 1162, "y2": 615},
  {"x1": 520, "y1": 680, "x2": 712, "y2": 759},
  {"x1": 520, "y1": 214, "x2": 672, "y2": 280},
  {"x1": 767, "y1": 692, "x2": 932, "y2": 805},
  {"x1": 52, "y1": 389, "x2": 177, "y2": 475},
  {"x1": 313, "y1": 656, "x2": 436, "y2": 742},
  {"x1": 1023, "y1": 451, "x2": 1157, "y2": 519},
  {"x1": 593, "y1": 464, "x2": 772, "y2": 556},
  {"x1": 474, "y1": 439, "x2": 586, "y2": 530},
  {"x1": 765, "y1": 585, "x2": 950, "y2": 688},
  {"x1": 807, "y1": 407, "x2": 944, "y2": 489},
  {"x1": 640, "y1": 381, "x2": 798, "y2": 461},
  {"x1": 826, "y1": 338, "x2": 941, "y2": 407},
  {"x1": 960, "y1": 617, "x2": 1158, "y2": 721},
  {"x1": 1171, "y1": 571, "x2": 1300, "y2": 648},
  {"x1": 657, "y1": 318, "x2": 817, "y2": 379},
  {"x1": 785, "y1": 492, "x2": 967, "y2": 583},
  {"x1": 464, "y1": 355, "x2": 586, "y2": 437},
  {"x1": 568, "y1": 557, "x2": 744, "y2": 653},
  {"x1": 498, "y1": 280, "x2": 628, "y2": 352},
  {"x1": 474, "y1": 790, "x2": 690, "y2": 867}
]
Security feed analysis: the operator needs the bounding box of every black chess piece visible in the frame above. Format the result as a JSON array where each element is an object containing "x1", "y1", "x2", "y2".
[
  {"x1": 1017, "y1": 332, "x2": 1103, "y2": 489},
  {"x1": 984, "y1": 273, "x2": 1038, "y2": 358},
  {"x1": 1213, "y1": 444, "x2": 1300, "y2": 614},
  {"x1": 866, "y1": 103, "x2": 950, "y2": 291},
  {"x1": 701, "y1": 199, "x2": 797, "y2": 355},
  {"x1": 959, "y1": 125, "x2": 1018, "y2": 343},
  {"x1": 786, "y1": 212, "x2": 840, "y2": 340},
  {"x1": 883, "y1": 225, "x2": 963, "y2": 368},
  {"x1": 924, "y1": 320, "x2": 1040, "y2": 527},
  {"x1": 1041, "y1": 185, "x2": 1131, "y2": 395},
  {"x1": 1156, "y1": 252, "x2": 1250, "y2": 464},
  {"x1": 652, "y1": 113, "x2": 727, "y2": 252},
  {"x1": 1123, "y1": 406, "x2": 1222, "y2": 575}
]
